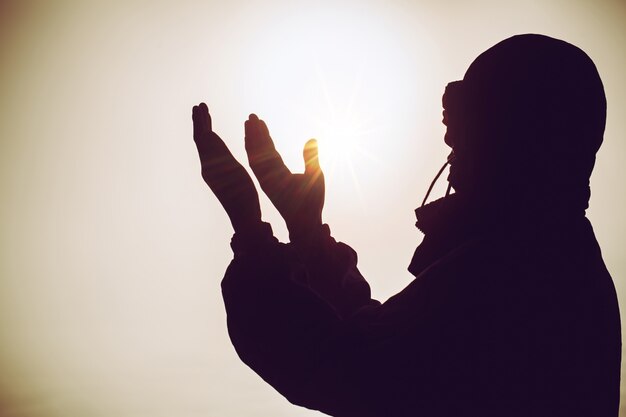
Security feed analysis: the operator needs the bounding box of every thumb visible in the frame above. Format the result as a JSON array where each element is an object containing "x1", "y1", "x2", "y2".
[{"x1": 303, "y1": 139, "x2": 321, "y2": 175}]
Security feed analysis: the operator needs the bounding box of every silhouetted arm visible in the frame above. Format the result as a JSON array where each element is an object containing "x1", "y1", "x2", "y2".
[
  {"x1": 191, "y1": 107, "x2": 423, "y2": 415},
  {"x1": 221, "y1": 223, "x2": 469, "y2": 417},
  {"x1": 222, "y1": 233, "x2": 386, "y2": 416}
]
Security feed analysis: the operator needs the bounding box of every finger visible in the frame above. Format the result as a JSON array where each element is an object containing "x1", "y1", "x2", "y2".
[
  {"x1": 302, "y1": 139, "x2": 324, "y2": 205},
  {"x1": 192, "y1": 102, "x2": 212, "y2": 139},
  {"x1": 244, "y1": 114, "x2": 291, "y2": 188},
  {"x1": 303, "y1": 139, "x2": 321, "y2": 175},
  {"x1": 244, "y1": 114, "x2": 279, "y2": 156},
  {"x1": 193, "y1": 103, "x2": 227, "y2": 158},
  {"x1": 192, "y1": 105, "x2": 202, "y2": 138},
  {"x1": 201, "y1": 102, "x2": 212, "y2": 132}
]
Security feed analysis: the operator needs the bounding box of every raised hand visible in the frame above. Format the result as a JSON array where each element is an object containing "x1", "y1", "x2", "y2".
[
  {"x1": 192, "y1": 103, "x2": 262, "y2": 234},
  {"x1": 244, "y1": 114, "x2": 325, "y2": 240}
]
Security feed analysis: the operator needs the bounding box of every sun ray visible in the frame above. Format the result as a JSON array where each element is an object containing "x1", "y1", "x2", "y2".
[{"x1": 345, "y1": 151, "x2": 366, "y2": 209}]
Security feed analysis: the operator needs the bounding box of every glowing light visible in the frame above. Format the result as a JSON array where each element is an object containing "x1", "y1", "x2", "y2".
[
  {"x1": 318, "y1": 111, "x2": 362, "y2": 166},
  {"x1": 241, "y1": 4, "x2": 428, "y2": 206}
]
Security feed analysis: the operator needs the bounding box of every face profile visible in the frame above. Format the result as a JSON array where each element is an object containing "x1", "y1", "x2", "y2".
[{"x1": 442, "y1": 34, "x2": 606, "y2": 207}]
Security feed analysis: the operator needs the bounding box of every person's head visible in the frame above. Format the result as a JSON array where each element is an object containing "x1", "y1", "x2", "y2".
[{"x1": 443, "y1": 34, "x2": 606, "y2": 214}]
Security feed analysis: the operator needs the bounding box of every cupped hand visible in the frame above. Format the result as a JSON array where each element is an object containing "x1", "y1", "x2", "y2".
[
  {"x1": 244, "y1": 114, "x2": 325, "y2": 240},
  {"x1": 192, "y1": 103, "x2": 262, "y2": 234}
]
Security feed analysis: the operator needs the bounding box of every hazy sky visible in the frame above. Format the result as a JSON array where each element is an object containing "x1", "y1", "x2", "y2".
[{"x1": 1, "y1": 1, "x2": 625, "y2": 416}]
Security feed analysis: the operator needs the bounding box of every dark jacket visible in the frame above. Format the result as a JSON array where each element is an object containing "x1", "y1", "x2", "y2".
[{"x1": 221, "y1": 196, "x2": 621, "y2": 416}]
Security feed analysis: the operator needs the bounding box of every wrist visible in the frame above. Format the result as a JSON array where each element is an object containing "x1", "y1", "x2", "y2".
[
  {"x1": 230, "y1": 221, "x2": 276, "y2": 257},
  {"x1": 231, "y1": 213, "x2": 263, "y2": 235},
  {"x1": 289, "y1": 223, "x2": 332, "y2": 261},
  {"x1": 287, "y1": 213, "x2": 323, "y2": 239}
]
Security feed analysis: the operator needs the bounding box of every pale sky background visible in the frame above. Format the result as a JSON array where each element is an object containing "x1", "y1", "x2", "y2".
[{"x1": 0, "y1": 1, "x2": 624, "y2": 416}]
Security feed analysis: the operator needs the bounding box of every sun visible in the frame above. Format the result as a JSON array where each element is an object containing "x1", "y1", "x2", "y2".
[
  {"x1": 318, "y1": 112, "x2": 362, "y2": 167},
  {"x1": 310, "y1": 106, "x2": 381, "y2": 204}
]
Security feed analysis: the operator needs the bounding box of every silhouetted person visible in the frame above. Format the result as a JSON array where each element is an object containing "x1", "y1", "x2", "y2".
[{"x1": 191, "y1": 34, "x2": 621, "y2": 416}]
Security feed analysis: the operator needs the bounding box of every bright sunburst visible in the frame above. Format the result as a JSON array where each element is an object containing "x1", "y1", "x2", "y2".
[
  {"x1": 309, "y1": 65, "x2": 382, "y2": 202},
  {"x1": 319, "y1": 111, "x2": 362, "y2": 166},
  {"x1": 315, "y1": 109, "x2": 375, "y2": 201}
]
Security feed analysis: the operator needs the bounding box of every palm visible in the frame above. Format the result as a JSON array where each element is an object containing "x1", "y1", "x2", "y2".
[
  {"x1": 244, "y1": 115, "x2": 325, "y2": 238},
  {"x1": 192, "y1": 103, "x2": 261, "y2": 233}
]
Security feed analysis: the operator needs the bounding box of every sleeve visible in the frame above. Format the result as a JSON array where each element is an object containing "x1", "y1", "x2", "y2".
[
  {"x1": 221, "y1": 223, "x2": 392, "y2": 416},
  {"x1": 285, "y1": 223, "x2": 381, "y2": 319}
]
